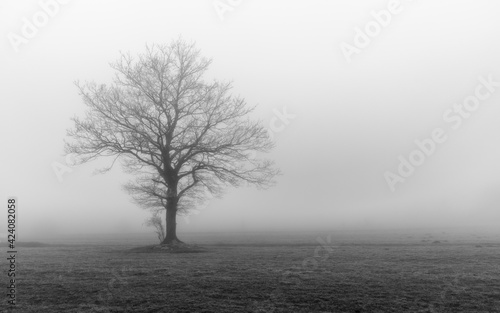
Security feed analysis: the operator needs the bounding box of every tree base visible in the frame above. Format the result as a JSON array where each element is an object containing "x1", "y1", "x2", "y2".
[
  {"x1": 153, "y1": 242, "x2": 207, "y2": 253},
  {"x1": 161, "y1": 238, "x2": 183, "y2": 245},
  {"x1": 128, "y1": 242, "x2": 207, "y2": 254}
]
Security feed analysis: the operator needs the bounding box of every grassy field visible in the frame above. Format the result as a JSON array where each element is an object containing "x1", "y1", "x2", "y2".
[{"x1": 1, "y1": 230, "x2": 500, "y2": 312}]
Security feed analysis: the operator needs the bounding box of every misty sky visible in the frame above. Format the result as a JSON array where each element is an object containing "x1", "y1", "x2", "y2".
[{"x1": 1, "y1": 0, "x2": 500, "y2": 239}]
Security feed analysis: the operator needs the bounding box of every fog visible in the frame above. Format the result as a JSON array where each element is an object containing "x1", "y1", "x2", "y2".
[{"x1": 1, "y1": 0, "x2": 500, "y2": 241}]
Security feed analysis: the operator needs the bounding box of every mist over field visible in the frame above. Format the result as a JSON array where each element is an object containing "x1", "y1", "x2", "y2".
[
  {"x1": 1, "y1": 1, "x2": 500, "y2": 242},
  {"x1": 1, "y1": 1, "x2": 500, "y2": 311}
]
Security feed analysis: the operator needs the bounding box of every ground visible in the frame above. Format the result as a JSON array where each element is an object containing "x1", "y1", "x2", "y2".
[{"x1": 1, "y1": 230, "x2": 499, "y2": 312}]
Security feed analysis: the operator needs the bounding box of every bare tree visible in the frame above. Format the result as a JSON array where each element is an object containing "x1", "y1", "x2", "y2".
[
  {"x1": 65, "y1": 38, "x2": 279, "y2": 244},
  {"x1": 144, "y1": 210, "x2": 166, "y2": 243}
]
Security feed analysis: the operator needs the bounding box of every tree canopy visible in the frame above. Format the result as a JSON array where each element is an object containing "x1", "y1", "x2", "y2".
[{"x1": 65, "y1": 38, "x2": 279, "y2": 243}]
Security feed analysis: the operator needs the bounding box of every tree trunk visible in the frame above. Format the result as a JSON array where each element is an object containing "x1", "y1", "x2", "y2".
[{"x1": 162, "y1": 198, "x2": 182, "y2": 244}]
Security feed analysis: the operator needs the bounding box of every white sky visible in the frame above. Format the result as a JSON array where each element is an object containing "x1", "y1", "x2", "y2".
[{"x1": 1, "y1": 0, "x2": 500, "y2": 239}]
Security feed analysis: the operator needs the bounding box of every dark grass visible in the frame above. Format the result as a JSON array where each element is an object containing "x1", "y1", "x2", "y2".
[{"x1": 1, "y1": 232, "x2": 500, "y2": 312}]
